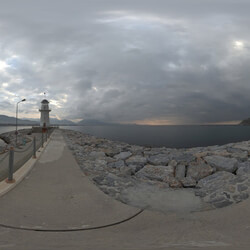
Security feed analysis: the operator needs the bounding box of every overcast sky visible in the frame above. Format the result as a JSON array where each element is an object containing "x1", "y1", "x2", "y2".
[{"x1": 0, "y1": 0, "x2": 250, "y2": 124}]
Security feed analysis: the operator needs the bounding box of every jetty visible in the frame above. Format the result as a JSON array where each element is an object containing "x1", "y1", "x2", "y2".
[{"x1": 0, "y1": 129, "x2": 249, "y2": 249}]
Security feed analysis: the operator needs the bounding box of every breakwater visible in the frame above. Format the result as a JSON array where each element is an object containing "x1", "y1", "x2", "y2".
[{"x1": 63, "y1": 129, "x2": 250, "y2": 210}]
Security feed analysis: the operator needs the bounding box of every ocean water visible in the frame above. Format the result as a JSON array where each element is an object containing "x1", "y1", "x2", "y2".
[
  {"x1": 1, "y1": 125, "x2": 250, "y2": 148},
  {"x1": 61, "y1": 125, "x2": 250, "y2": 148}
]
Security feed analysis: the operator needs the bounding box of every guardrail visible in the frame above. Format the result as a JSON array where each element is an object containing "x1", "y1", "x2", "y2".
[{"x1": 0, "y1": 128, "x2": 54, "y2": 182}]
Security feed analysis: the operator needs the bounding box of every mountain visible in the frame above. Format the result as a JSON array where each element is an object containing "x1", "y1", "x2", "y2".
[
  {"x1": 239, "y1": 118, "x2": 250, "y2": 125},
  {"x1": 0, "y1": 115, "x2": 119, "y2": 126},
  {"x1": 24, "y1": 117, "x2": 75, "y2": 125},
  {"x1": 77, "y1": 119, "x2": 115, "y2": 126},
  {"x1": 0, "y1": 115, "x2": 75, "y2": 126},
  {"x1": 50, "y1": 118, "x2": 75, "y2": 125},
  {"x1": 0, "y1": 115, "x2": 39, "y2": 125}
]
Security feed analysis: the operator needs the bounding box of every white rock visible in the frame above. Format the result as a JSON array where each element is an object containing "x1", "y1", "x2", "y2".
[{"x1": 114, "y1": 151, "x2": 132, "y2": 160}]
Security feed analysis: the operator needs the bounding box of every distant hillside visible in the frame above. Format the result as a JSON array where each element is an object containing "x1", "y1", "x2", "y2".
[
  {"x1": 50, "y1": 118, "x2": 75, "y2": 125},
  {"x1": 0, "y1": 115, "x2": 119, "y2": 126},
  {"x1": 0, "y1": 115, "x2": 38, "y2": 125},
  {"x1": 77, "y1": 119, "x2": 115, "y2": 126},
  {"x1": 0, "y1": 115, "x2": 75, "y2": 126},
  {"x1": 240, "y1": 118, "x2": 250, "y2": 126}
]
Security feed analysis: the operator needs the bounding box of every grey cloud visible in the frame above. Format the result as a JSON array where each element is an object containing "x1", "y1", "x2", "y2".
[{"x1": 0, "y1": 0, "x2": 250, "y2": 124}]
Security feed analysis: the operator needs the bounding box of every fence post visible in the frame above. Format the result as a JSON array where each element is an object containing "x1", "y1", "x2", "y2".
[
  {"x1": 42, "y1": 133, "x2": 44, "y2": 148},
  {"x1": 6, "y1": 147, "x2": 15, "y2": 183},
  {"x1": 33, "y1": 136, "x2": 36, "y2": 158}
]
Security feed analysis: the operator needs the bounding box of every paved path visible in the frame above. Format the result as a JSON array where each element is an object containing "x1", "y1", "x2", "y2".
[
  {"x1": 0, "y1": 130, "x2": 140, "y2": 230},
  {"x1": 0, "y1": 129, "x2": 249, "y2": 249}
]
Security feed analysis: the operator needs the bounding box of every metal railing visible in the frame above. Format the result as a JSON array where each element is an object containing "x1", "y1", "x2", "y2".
[{"x1": 0, "y1": 128, "x2": 54, "y2": 182}]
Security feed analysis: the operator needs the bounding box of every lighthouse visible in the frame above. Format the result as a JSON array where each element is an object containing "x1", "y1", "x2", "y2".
[{"x1": 39, "y1": 99, "x2": 51, "y2": 127}]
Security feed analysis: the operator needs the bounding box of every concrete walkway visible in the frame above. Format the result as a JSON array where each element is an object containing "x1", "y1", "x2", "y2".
[
  {"x1": 0, "y1": 130, "x2": 140, "y2": 230},
  {"x1": 0, "y1": 129, "x2": 249, "y2": 249}
]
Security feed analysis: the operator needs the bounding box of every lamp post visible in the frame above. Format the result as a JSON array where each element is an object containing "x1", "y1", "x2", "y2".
[{"x1": 15, "y1": 99, "x2": 26, "y2": 146}]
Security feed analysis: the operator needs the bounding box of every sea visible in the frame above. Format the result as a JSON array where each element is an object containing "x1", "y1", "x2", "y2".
[{"x1": 1, "y1": 125, "x2": 250, "y2": 149}]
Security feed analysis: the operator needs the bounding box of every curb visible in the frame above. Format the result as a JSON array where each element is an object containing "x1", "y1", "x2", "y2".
[{"x1": 0, "y1": 135, "x2": 52, "y2": 197}]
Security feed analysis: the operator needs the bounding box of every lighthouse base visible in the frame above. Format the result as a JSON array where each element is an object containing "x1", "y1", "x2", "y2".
[{"x1": 32, "y1": 126, "x2": 57, "y2": 133}]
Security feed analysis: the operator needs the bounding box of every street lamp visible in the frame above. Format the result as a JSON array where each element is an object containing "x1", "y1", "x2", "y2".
[{"x1": 15, "y1": 99, "x2": 26, "y2": 146}]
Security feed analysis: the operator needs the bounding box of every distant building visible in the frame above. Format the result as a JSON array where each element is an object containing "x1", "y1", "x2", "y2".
[{"x1": 39, "y1": 99, "x2": 51, "y2": 127}]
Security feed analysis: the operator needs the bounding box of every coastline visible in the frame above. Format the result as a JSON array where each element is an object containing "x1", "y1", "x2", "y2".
[{"x1": 1, "y1": 128, "x2": 250, "y2": 213}]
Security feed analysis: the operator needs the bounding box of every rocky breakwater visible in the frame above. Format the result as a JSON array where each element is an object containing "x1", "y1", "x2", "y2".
[
  {"x1": 0, "y1": 138, "x2": 7, "y2": 154},
  {"x1": 63, "y1": 129, "x2": 250, "y2": 210},
  {"x1": 0, "y1": 129, "x2": 32, "y2": 153}
]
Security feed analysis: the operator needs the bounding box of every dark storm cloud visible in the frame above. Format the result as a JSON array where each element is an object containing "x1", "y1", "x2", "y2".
[{"x1": 0, "y1": 0, "x2": 250, "y2": 123}]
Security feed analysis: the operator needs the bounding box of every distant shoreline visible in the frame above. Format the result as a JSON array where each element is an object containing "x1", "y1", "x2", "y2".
[
  {"x1": 0, "y1": 124, "x2": 78, "y2": 127},
  {"x1": 0, "y1": 124, "x2": 242, "y2": 127}
]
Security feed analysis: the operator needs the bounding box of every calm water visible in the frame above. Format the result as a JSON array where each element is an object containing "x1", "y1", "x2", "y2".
[
  {"x1": 61, "y1": 125, "x2": 250, "y2": 148},
  {"x1": 1, "y1": 125, "x2": 250, "y2": 148}
]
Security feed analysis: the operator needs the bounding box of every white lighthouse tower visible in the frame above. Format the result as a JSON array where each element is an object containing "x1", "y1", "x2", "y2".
[{"x1": 39, "y1": 99, "x2": 51, "y2": 127}]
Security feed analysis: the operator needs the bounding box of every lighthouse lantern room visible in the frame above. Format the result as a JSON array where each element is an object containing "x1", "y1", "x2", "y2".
[{"x1": 39, "y1": 99, "x2": 51, "y2": 127}]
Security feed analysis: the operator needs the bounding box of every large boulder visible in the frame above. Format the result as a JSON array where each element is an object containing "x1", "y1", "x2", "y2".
[
  {"x1": 236, "y1": 162, "x2": 250, "y2": 176},
  {"x1": 88, "y1": 151, "x2": 106, "y2": 159},
  {"x1": 114, "y1": 151, "x2": 132, "y2": 160},
  {"x1": 170, "y1": 152, "x2": 196, "y2": 164},
  {"x1": 136, "y1": 165, "x2": 174, "y2": 182},
  {"x1": 175, "y1": 165, "x2": 186, "y2": 180},
  {"x1": 128, "y1": 145, "x2": 144, "y2": 154},
  {"x1": 168, "y1": 177, "x2": 182, "y2": 188},
  {"x1": 186, "y1": 162, "x2": 213, "y2": 181},
  {"x1": 195, "y1": 171, "x2": 249, "y2": 207},
  {"x1": 93, "y1": 159, "x2": 107, "y2": 171},
  {"x1": 108, "y1": 160, "x2": 125, "y2": 169},
  {"x1": 181, "y1": 177, "x2": 197, "y2": 188},
  {"x1": 204, "y1": 155, "x2": 238, "y2": 173},
  {"x1": 102, "y1": 148, "x2": 120, "y2": 157},
  {"x1": 126, "y1": 164, "x2": 143, "y2": 174},
  {"x1": 227, "y1": 148, "x2": 248, "y2": 161},
  {"x1": 125, "y1": 155, "x2": 147, "y2": 166},
  {"x1": 148, "y1": 154, "x2": 170, "y2": 166},
  {"x1": 196, "y1": 171, "x2": 235, "y2": 190}
]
